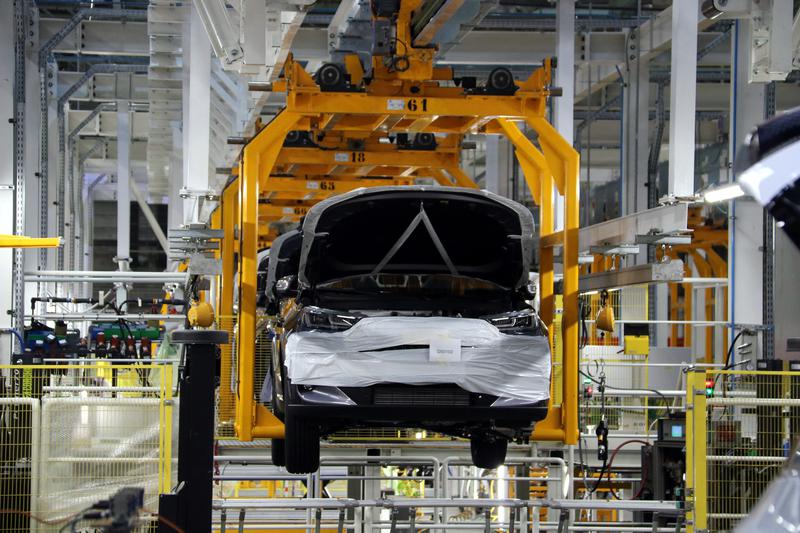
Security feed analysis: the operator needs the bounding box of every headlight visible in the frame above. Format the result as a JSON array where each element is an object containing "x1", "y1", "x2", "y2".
[
  {"x1": 299, "y1": 306, "x2": 362, "y2": 331},
  {"x1": 482, "y1": 309, "x2": 545, "y2": 335}
]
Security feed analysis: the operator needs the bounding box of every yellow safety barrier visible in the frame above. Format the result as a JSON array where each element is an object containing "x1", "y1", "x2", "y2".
[
  {"x1": 686, "y1": 369, "x2": 800, "y2": 532},
  {"x1": 0, "y1": 363, "x2": 173, "y2": 532}
]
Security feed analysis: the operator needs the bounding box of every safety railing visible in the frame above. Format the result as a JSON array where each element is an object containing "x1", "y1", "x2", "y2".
[
  {"x1": 441, "y1": 455, "x2": 567, "y2": 525},
  {"x1": 686, "y1": 369, "x2": 800, "y2": 533},
  {"x1": 212, "y1": 451, "x2": 686, "y2": 532},
  {"x1": 580, "y1": 358, "x2": 692, "y2": 439},
  {"x1": 211, "y1": 496, "x2": 684, "y2": 532},
  {"x1": 0, "y1": 363, "x2": 174, "y2": 532},
  {"x1": 215, "y1": 454, "x2": 439, "y2": 497}
]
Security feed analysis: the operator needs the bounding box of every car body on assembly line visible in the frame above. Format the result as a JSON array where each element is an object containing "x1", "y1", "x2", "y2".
[{"x1": 264, "y1": 186, "x2": 551, "y2": 474}]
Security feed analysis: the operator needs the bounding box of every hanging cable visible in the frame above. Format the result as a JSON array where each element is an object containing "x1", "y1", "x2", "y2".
[
  {"x1": 580, "y1": 369, "x2": 672, "y2": 414},
  {"x1": 589, "y1": 374, "x2": 609, "y2": 493}
]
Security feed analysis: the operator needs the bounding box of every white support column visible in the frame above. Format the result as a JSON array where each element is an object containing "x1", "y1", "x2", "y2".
[
  {"x1": 623, "y1": 54, "x2": 650, "y2": 218},
  {"x1": 485, "y1": 136, "x2": 511, "y2": 198},
  {"x1": 169, "y1": 150, "x2": 184, "y2": 231},
  {"x1": 553, "y1": 0, "x2": 574, "y2": 231},
  {"x1": 83, "y1": 173, "x2": 105, "y2": 298},
  {"x1": 168, "y1": 93, "x2": 185, "y2": 235},
  {"x1": 181, "y1": 12, "x2": 191, "y2": 196},
  {"x1": 184, "y1": 4, "x2": 212, "y2": 224},
  {"x1": 729, "y1": 20, "x2": 765, "y2": 361},
  {"x1": 667, "y1": 0, "x2": 699, "y2": 197},
  {"x1": 46, "y1": 79, "x2": 59, "y2": 273},
  {"x1": 116, "y1": 101, "x2": 131, "y2": 304}
]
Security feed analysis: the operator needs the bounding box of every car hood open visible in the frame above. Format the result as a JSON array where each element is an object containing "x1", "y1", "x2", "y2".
[{"x1": 298, "y1": 186, "x2": 535, "y2": 289}]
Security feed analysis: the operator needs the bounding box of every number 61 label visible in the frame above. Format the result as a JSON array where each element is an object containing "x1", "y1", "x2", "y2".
[{"x1": 386, "y1": 98, "x2": 429, "y2": 112}]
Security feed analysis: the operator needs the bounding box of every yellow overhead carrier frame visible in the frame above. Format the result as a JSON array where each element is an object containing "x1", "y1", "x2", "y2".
[
  {"x1": 216, "y1": 0, "x2": 580, "y2": 446},
  {"x1": 255, "y1": 132, "x2": 473, "y2": 234}
]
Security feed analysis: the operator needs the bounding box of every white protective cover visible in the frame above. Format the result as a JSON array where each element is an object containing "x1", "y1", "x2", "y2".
[{"x1": 285, "y1": 316, "x2": 551, "y2": 402}]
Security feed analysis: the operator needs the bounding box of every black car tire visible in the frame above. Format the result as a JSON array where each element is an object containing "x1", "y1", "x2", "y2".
[
  {"x1": 284, "y1": 411, "x2": 321, "y2": 474},
  {"x1": 271, "y1": 438, "x2": 286, "y2": 467},
  {"x1": 470, "y1": 434, "x2": 508, "y2": 469}
]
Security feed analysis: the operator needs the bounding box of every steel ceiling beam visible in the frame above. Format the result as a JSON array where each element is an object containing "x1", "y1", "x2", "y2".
[
  {"x1": 37, "y1": 8, "x2": 146, "y2": 273},
  {"x1": 56, "y1": 63, "x2": 147, "y2": 270}
]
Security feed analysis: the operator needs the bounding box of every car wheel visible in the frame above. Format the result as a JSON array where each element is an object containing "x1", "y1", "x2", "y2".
[
  {"x1": 271, "y1": 438, "x2": 286, "y2": 467},
  {"x1": 470, "y1": 434, "x2": 508, "y2": 469},
  {"x1": 284, "y1": 411, "x2": 320, "y2": 474}
]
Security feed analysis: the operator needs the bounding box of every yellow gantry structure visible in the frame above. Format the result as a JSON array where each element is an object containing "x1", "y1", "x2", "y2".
[
  {"x1": 213, "y1": 0, "x2": 580, "y2": 446},
  {"x1": 255, "y1": 133, "x2": 474, "y2": 245}
]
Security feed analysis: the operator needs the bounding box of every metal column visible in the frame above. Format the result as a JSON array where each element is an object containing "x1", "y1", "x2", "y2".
[
  {"x1": 12, "y1": 0, "x2": 27, "y2": 355},
  {"x1": 1, "y1": 1, "x2": 19, "y2": 363},
  {"x1": 553, "y1": 0, "x2": 574, "y2": 231},
  {"x1": 184, "y1": 4, "x2": 212, "y2": 224},
  {"x1": 623, "y1": 53, "x2": 649, "y2": 218},
  {"x1": 667, "y1": 0, "x2": 698, "y2": 197},
  {"x1": 729, "y1": 20, "x2": 765, "y2": 361},
  {"x1": 37, "y1": 54, "x2": 52, "y2": 272},
  {"x1": 83, "y1": 174, "x2": 106, "y2": 298},
  {"x1": 623, "y1": 19, "x2": 651, "y2": 349},
  {"x1": 116, "y1": 100, "x2": 131, "y2": 304},
  {"x1": 23, "y1": 7, "x2": 41, "y2": 305},
  {"x1": 168, "y1": 146, "x2": 184, "y2": 237},
  {"x1": 762, "y1": 83, "x2": 775, "y2": 359}
]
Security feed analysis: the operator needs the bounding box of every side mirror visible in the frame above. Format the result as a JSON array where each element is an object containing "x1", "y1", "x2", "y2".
[
  {"x1": 274, "y1": 275, "x2": 297, "y2": 300},
  {"x1": 525, "y1": 281, "x2": 537, "y2": 300}
]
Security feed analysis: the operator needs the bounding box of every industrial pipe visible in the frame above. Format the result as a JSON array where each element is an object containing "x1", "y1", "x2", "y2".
[
  {"x1": 25, "y1": 270, "x2": 188, "y2": 284},
  {"x1": 28, "y1": 313, "x2": 185, "y2": 322},
  {"x1": 248, "y1": 82, "x2": 273, "y2": 92}
]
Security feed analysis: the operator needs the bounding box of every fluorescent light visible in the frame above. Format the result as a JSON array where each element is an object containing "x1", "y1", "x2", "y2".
[{"x1": 704, "y1": 183, "x2": 745, "y2": 203}]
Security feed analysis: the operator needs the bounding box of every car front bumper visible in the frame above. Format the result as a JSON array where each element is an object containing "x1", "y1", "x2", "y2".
[{"x1": 287, "y1": 384, "x2": 549, "y2": 432}]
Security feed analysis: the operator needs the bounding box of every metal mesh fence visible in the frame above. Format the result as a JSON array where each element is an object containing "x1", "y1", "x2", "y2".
[
  {"x1": 579, "y1": 285, "x2": 664, "y2": 437},
  {"x1": 217, "y1": 315, "x2": 237, "y2": 438},
  {"x1": 0, "y1": 363, "x2": 173, "y2": 532},
  {"x1": 688, "y1": 370, "x2": 799, "y2": 533},
  {"x1": 580, "y1": 354, "x2": 675, "y2": 437},
  {"x1": 254, "y1": 314, "x2": 272, "y2": 411},
  {"x1": 551, "y1": 312, "x2": 563, "y2": 408}
]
